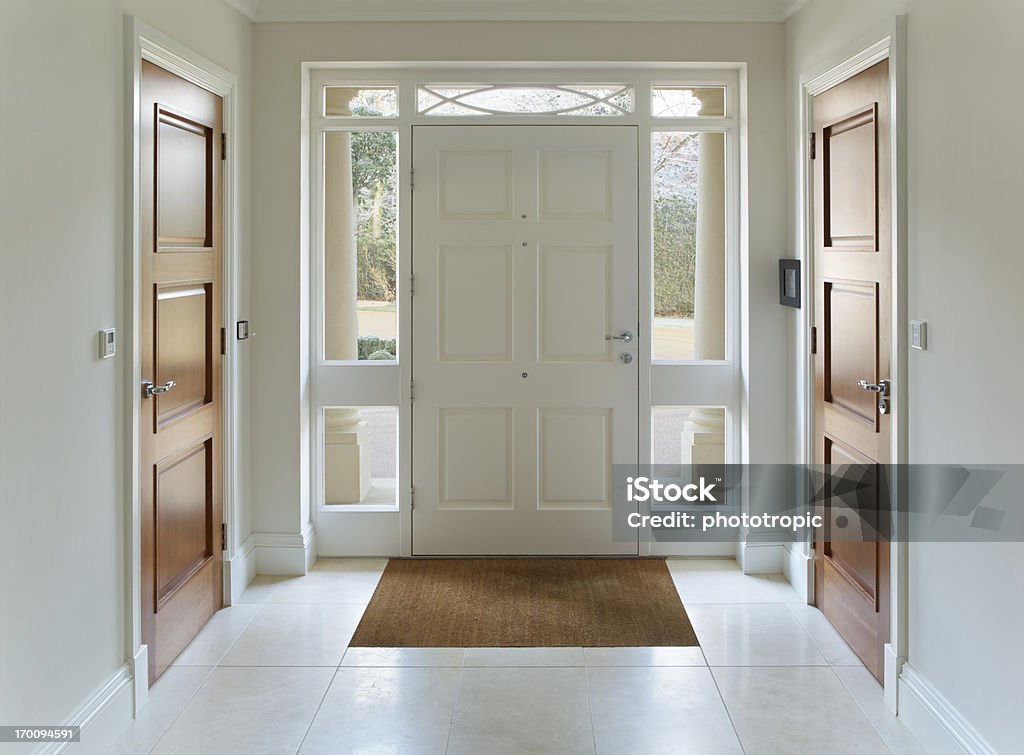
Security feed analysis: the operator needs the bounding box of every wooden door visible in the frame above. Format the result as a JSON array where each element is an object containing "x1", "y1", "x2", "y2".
[
  {"x1": 411, "y1": 126, "x2": 639, "y2": 555},
  {"x1": 812, "y1": 60, "x2": 891, "y2": 682},
  {"x1": 140, "y1": 61, "x2": 223, "y2": 685}
]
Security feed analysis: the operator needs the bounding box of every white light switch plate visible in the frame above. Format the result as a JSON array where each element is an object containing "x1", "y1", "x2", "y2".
[
  {"x1": 910, "y1": 320, "x2": 927, "y2": 350},
  {"x1": 99, "y1": 328, "x2": 116, "y2": 359}
]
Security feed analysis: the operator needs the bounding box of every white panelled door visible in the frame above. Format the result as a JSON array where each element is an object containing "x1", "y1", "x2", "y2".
[{"x1": 412, "y1": 126, "x2": 639, "y2": 555}]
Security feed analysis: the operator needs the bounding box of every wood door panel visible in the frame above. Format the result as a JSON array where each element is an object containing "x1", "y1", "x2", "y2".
[
  {"x1": 153, "y1": 559, "x2": 216, "y2": 677},
  {"x1": 155, "y1": 438, "x2": 213, "y2": 604},
  {"x1": 156, "y1": 107, "x2": 214, "y2": 250},
  {"x1": 823, "y1": 107, "x2": 878, "y2": 251},
  {"x1": 823, "y1": 437, "x2": 880, "y2": 600},
  {"x1": 141, "y1": 60, "x2": 223, "y2": 686},
  {"x1": 821, "y1": 558, "x2": 879, "y2": 676},
  {"x1": 823, "y1": 280, "x2": 878, "y2": 425},
  {"x1": 813, "y1": 60, "x2": 891, "y2": 684},
  {"x1": 155, "y1": 283, "x2": 212, "y2": 426}
]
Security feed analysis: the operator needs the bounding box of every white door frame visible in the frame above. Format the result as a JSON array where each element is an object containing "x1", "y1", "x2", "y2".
[
  {"x1": 304, "y1": 62, "x2": 745, "y2": 559},
  {"x1": 798, "y1": 17, "x2": 908, "y2": 712},
  {"x1": 123, "y1": 17, "x2": 241, "y2": 712}
]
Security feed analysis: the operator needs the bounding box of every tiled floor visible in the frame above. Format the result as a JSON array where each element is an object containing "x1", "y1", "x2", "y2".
[{"x1": 111, "y1": 558, "x2": 924, "y2": 754}]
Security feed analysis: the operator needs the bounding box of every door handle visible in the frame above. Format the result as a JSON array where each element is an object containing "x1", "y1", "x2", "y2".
[
  {"x1": 142, "y1": 379, "x2": 176, "y2": 399},
  {"x1": 605, "y1": 331, "x2": 633, "y2": 343},
  {"x1": 857, "y1": 379, "x2": 890, "y2": 396}
]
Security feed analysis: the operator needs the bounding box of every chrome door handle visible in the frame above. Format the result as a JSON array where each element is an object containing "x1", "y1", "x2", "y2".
[
  {"x1": 142, "y1": 380, "x2": 176, "y2": 399},
  {"x1": 605, "y1": 331, "x2": 633, "y2": 343},
  {"x1": 857, "y1": 379, "x2": 890, "y2": 396}
]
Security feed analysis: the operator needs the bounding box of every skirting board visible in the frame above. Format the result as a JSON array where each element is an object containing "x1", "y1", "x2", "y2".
[
  {"x1": 41, "y1": 665, "x2": 134, "y2": 755},
  {"x1": 735, "y1": 539, "x2": 786, "y2": 574},
  {"x1": 898, "y1": 663, "x2": 996, "y2": 755},
  {"x1": 783, "y1": 543, "x2": 813, "y2": 602},
  {"x1": 251, "y1": 524, "x2": 316, "y2": 575},
  {"x1": 225, "y1": 533, "x2": 257, "y2": 602}
]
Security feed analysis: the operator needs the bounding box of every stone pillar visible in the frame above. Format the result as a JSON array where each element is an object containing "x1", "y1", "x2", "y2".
[
  {"x1": 323, "y1": 105, "x2": 371, "y2": 503},
  {"x1": 683, "y1": 88, "x2": 726, "y2": 465}
]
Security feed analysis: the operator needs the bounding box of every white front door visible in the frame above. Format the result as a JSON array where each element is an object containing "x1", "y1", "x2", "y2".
[{"x1": 412, "y1": 125, "x2": 639, "y2": 555}]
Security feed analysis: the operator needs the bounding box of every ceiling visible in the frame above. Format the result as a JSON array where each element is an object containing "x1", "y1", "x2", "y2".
[{"x1": 225, "y1": 0, "x2": 808, "y2": 23}]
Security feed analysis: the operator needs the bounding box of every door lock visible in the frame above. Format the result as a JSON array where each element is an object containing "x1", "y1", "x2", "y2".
[
  {"x1": 606, "y1": 331, "x2": 633, "y2": 343},
  {"x1": 858, "y1": 379, "x2": 890, "y2": 415},
  {"x1": 620, "y1": 353, "x2": 633, "y2": 364}
]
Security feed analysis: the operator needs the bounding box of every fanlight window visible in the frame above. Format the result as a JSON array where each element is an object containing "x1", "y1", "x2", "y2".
[{"x1": 417, "y1": 84, "x2": 634, "y2": 116}]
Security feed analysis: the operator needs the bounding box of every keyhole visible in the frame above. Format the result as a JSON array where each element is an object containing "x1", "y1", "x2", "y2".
[{"x1": 522, "y1": 372, "x2": 528, "y2": 378}]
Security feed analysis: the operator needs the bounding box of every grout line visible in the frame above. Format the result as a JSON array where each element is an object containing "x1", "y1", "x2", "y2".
[
  {"x1": 583, "y1": 664, "x2": 600, "y2": 755},
  {"x1": 142, "y1": 665, "x2": 218, "y2": 754},
  {"x1": 831, "y1": 666, "x2": 915, "y2": 755},
  {"x1": 442, "y1": 663, "x2": 466, "y2": 754},
  {"x1": 783, "y1": 601, "x2": 856, "y2": 666},
  {"x1": 295, "y1": 665, "x2": 341, "y2": 754},
  {"x1": 707, "y1": 666, "x2": 749, "y2": 755}
]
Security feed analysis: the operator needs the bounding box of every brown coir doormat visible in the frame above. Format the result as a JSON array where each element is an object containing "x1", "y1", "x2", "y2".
[{"x1": 349, "y1": 558, "x2": 697, "y2": 647}]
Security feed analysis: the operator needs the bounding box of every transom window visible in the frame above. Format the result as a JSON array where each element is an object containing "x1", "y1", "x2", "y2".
[{"x1": 416, "y1": 83, "x2": 634, "y2": 116}]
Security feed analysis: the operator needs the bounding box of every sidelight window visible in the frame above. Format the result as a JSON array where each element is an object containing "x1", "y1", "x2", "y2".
[{"x1": 322, "y1": 130, "x2": 398, "y2": 361}]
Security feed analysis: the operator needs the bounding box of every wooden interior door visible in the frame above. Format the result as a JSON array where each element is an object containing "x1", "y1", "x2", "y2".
[
  {"x1": 140, "y1": 60, "x2": 223, "y2": 685},
  {"x1": 411, "y1": 126, "x2": 639, "y2": 555},
  {"x1": 812, "y1": 60, "x2": 891, "y2": 682}
]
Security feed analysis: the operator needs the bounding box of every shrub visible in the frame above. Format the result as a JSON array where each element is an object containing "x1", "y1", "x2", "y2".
[{"x1": 358, "y1": 336, "x2": 397, "y2": 360}]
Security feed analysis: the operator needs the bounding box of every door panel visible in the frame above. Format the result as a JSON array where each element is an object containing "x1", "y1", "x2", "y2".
[
  {"x1": 412, "y1": 126, "x2": 638, "y2": 555},
  {"x1": 812, "y1": 60, "x2": 891, "y2": 683},
  {"x1": 141, "y1": 61, "x2": 223, "y2": 685}
]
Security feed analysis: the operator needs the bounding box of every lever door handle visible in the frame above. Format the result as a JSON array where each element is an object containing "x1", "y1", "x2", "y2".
[
  {"x1": 142, "y1": 379, "x2": 176, "y2": 399},
  {"x1": 857, "y1": 379, "x2": 890, "y2": 396},
  {"x1": 605, "y1": 331, "x2": 633, "y2": 343}
]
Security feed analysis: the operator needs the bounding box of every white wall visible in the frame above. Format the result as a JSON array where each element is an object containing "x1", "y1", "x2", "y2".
[
  {"x1": 0, "y1": 0, "x2": 251, "y2": 746},
  {"x1": 786, "y1": 1, "x2": 1024, "y2": 751},
  {"x1": 249, "y1": 20, "x2": 789, "y2": 544}
]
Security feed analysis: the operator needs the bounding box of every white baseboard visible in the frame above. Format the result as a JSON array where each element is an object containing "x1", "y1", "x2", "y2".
[
  {"x1": 226, "y1": 533, "x2": 257, "y2": 601},
  {"x1": 782, "y1": 544, "x2": 813, "y2": 602},
  {"x1": 898, "y1": 663, "x2": 995, "y2": 755},
  {"x1": 735, "y1": 539, "x2": 785, "y2": 574},
  {"x1": 41, "y1": 665, "x2": 134, "y2": 755},
  {"x1": 253, "y1": 523, "x2": 316, "y2": 575},
  {"x1": 129, "y1": 645, "x2": 149, "y2": 716},
  {"x1": 883, "y1": 643, "x2": 903, "y2": 715}
]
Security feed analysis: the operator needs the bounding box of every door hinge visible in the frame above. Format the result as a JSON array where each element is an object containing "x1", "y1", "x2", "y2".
[
  {"x1": 410, "y1": 273, "x2": 415, "y2": 297},
  {"x1": 810, "y1": 326, "x2": 817, "y2": 355},
  {"x1": 221, "y1": 132, "x2": 227, "y2": 160},
  {"x1": 410, "y1": 486, "x2": 415, "y2": 510},
  {"x1": 809, "y1": 132, "x2": 816, "y2": 160},
  {"x1": 410, "y1": 380, "x2": 415, "y2": 402},
  {"x1": 221, "y1": 522, "x2": 227, "y2": 550},
  {"x1": 410, "y1": 167, "x2": 415, "y2": 191},
  {"x1": 221, "y1": 327, "x2": 227, "y2": 355}
]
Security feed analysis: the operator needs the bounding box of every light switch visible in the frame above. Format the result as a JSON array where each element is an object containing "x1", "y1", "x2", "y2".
[
  {"x1": 911, "y1": 320, "x2": 927, "y2": 350},
  {"x1": 99, "y1": 328, "x2": 116, "y2": 359}
]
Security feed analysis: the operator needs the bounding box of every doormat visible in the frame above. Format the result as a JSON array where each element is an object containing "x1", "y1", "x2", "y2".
[{"x1": 349, "y1": 558, "x2": 698, "y2": 647}]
